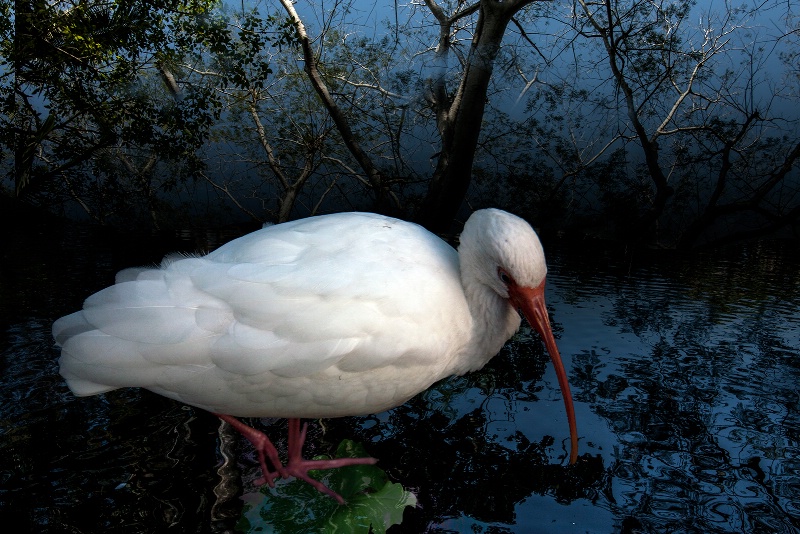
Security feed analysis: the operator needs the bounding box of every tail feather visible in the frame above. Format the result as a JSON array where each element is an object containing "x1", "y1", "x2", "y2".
[{"x1": 58, "y1": 366, "x2": 118, "y2": 396}]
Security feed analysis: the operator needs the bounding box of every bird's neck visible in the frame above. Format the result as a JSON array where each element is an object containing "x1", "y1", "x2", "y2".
[{"x1": 456, "y1": 280, "x2": 521, "y2": 375}]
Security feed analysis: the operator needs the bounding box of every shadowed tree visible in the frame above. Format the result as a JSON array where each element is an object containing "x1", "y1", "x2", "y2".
[
  {"x1": 8, "y1": 0, "x2": 222, "y2": 225},
  {"x1": 4, "y1": 0, "x2": 798, "y2": 245},
  {"x1": 565, "y1": 0, "x2": 800, "y2": 245},
  {"x1": 276, "y1": 0, "x2": 548, "y2": 232}
]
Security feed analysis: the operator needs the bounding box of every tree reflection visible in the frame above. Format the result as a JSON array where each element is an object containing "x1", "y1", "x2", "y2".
[
  {"x1": 568, "y1": 241, "x2": 800, "y2": 532},
  {"x1": 4, "y1": 217, "x2": 799, "y2": 532},
  {"x1": 298, "y1": 336, "x2": 607, "y2": 531}
]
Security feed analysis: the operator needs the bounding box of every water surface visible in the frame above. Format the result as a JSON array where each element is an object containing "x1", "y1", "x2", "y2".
[{"x1": 1, "y1": 213, "x2": 798, "y2": 532}]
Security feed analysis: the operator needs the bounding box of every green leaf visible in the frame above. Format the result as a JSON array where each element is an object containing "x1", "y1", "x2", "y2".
[
  {"x1": 236, "y1": 440, "x2": 417, "y2": 534},
  {"x1": 328, "y1": 480, "x2": 417, "y2": 534}
]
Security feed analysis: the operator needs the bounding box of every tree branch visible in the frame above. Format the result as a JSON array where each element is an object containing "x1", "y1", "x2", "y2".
[{"x1": 277, "y1": 0, "x2": 387, "y2": 206}]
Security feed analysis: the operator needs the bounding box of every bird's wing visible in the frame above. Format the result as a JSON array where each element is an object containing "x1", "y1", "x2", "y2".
[
  {"x1": 196, "y1": 212, "x2": 472, "y2": 378},
  {"x1": 54, "y1": 263, "x2": 233, "y2": 396},
  {"x1": 56, "y1": 213, "x2": 472, "y2": 402}
]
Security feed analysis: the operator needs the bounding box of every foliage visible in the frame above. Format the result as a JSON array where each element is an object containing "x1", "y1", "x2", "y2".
[
  {"x1": 3, "y1": 0, "x2": 799, "y2": 245},
  {"x1": 8, "y1": 0, "x2": 257, "y2": 226},
  {"x1": 236, "y1": 440, "x2": 417, "y2": 533},
  {"x1": 512, "y1": 0, "x2": 800, "y2": 245},
  {"x1": 187, "y1": 3, "x2": 367, "y2": 224}
]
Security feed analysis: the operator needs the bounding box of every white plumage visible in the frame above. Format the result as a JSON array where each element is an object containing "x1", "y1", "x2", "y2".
[{"x1": 54, "y1": 209, "x2": 577, "y2": 501}]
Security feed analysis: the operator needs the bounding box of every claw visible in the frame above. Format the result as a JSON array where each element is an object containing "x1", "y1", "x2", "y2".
[{"x1": 215, "y1": 414, "x2": 377, "y2": 503}]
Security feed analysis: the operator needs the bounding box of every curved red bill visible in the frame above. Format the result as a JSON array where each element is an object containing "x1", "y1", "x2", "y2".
[{"x1": 509, "y1": 277, "x2": 578, "y2": 464}]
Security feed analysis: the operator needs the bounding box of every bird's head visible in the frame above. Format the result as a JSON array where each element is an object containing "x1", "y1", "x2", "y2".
[
  {"x1": 460, "y1": 208, "x2": 547, "y2": 296},
  {"x1": 460, "y1": 208, "x2": 578, "y2": 464}
]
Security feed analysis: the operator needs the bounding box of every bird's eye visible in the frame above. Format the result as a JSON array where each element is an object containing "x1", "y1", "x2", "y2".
[{"x1": 498, "y1": 268, "x2": 512, "y2": 285}]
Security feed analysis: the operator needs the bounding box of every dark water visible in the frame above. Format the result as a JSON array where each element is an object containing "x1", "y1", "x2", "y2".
[{"x1": 1, "y1": 212, "x2": 798, "y2": 533}]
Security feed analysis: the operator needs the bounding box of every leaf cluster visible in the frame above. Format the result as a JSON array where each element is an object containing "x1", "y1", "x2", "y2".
[{"x1": 237, "y1": 440, "x2": 416, "y2": 534}]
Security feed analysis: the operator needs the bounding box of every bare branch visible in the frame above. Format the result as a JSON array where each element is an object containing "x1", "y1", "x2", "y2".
[
  {"x1": 199, "y1": 171, "x2": 263, "y2": 223},
  {"x1": 248, "y1": 98, "x2": 290, "y2": 190},
  {"x1": 330, "y1": 76, "x2": 405, "y2": 100},
  {"x1": 277, "y1": 0, "x2": 387, "y2": 204}
]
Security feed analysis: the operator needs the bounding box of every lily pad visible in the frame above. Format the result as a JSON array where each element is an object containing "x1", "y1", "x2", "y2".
[{"x1": 237, "y1": 440, "x2": 417, "y2": 533}]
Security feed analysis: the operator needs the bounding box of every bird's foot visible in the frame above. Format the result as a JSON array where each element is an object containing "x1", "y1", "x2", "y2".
[
  {"x1": 214, "y1": 413, "x2": 287, "y2": 486},
  {"x1": 215, "y1": 414, "x2": 377, "y2": 503},
  {"x1": 283, "y1": 418, "x2": 378, "y2": 504},
  {"x1": 280, "y1": 457, "x2": 378, "y2": 504}
]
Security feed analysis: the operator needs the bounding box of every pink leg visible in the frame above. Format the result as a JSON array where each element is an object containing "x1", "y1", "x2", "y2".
[
  {"x1": 214, "y1": 413, "x2": 286, "y2": 486},
  {"x1": 215, "y1": 414, "x2": 378, "y2": 504},
  {"x1": 282, "y1": 418, "x2": 378, "y2": 504}
]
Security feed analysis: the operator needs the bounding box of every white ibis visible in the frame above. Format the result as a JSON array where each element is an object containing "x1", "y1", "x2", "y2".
[{"x1": 53, "y1": 209, "x2": 578, "y2": 503}]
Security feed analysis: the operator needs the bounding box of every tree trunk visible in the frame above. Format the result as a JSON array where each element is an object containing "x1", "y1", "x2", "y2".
[
  {"x1": 278, "y1": 0, "x2": 388, "y2": 209},
  {"x1": 417, "y1": 0, "x2": 533, "y2": 233}
]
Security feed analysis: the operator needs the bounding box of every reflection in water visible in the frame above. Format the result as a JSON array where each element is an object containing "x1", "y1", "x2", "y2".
[
  {"x1": 550, "y1": 241, "x2": 800, "y2": 533},
  {"x1": 0, "y1": 212, "x2": 798, "y2": 532}
]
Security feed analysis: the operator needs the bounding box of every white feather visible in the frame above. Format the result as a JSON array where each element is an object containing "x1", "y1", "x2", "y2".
[{"x1": 54, "y1": 210, "x2": 546, "y2": 417}]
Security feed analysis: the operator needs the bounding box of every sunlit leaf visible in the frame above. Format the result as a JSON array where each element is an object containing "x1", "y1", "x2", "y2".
[{"x1": 237, "y1": 440, "x2": 416, "y2": 534}]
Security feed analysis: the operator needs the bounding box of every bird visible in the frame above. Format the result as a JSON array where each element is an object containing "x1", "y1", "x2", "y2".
[{"x1": 53, "y1": 209, "x2": 578, "y2": 503}]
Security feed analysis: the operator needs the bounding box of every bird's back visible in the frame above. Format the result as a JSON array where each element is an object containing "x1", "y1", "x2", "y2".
[{"x1": 54, "y1": 213, "x2": 473, "y2": 417}]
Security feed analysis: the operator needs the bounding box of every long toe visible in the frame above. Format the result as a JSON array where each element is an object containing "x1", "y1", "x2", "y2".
[
  {"x1": 291, "y1": 456, "x2": 378, "y2": 471},
  {"x1": 284, "y1": 457, "x2": 379, "y2": 504},
  {"x1": 281, "y1": 419, "x2": 379, "y2": 501},
  {"x1": 215, "y1": 414, "x2": 288, "y2": 485}
]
